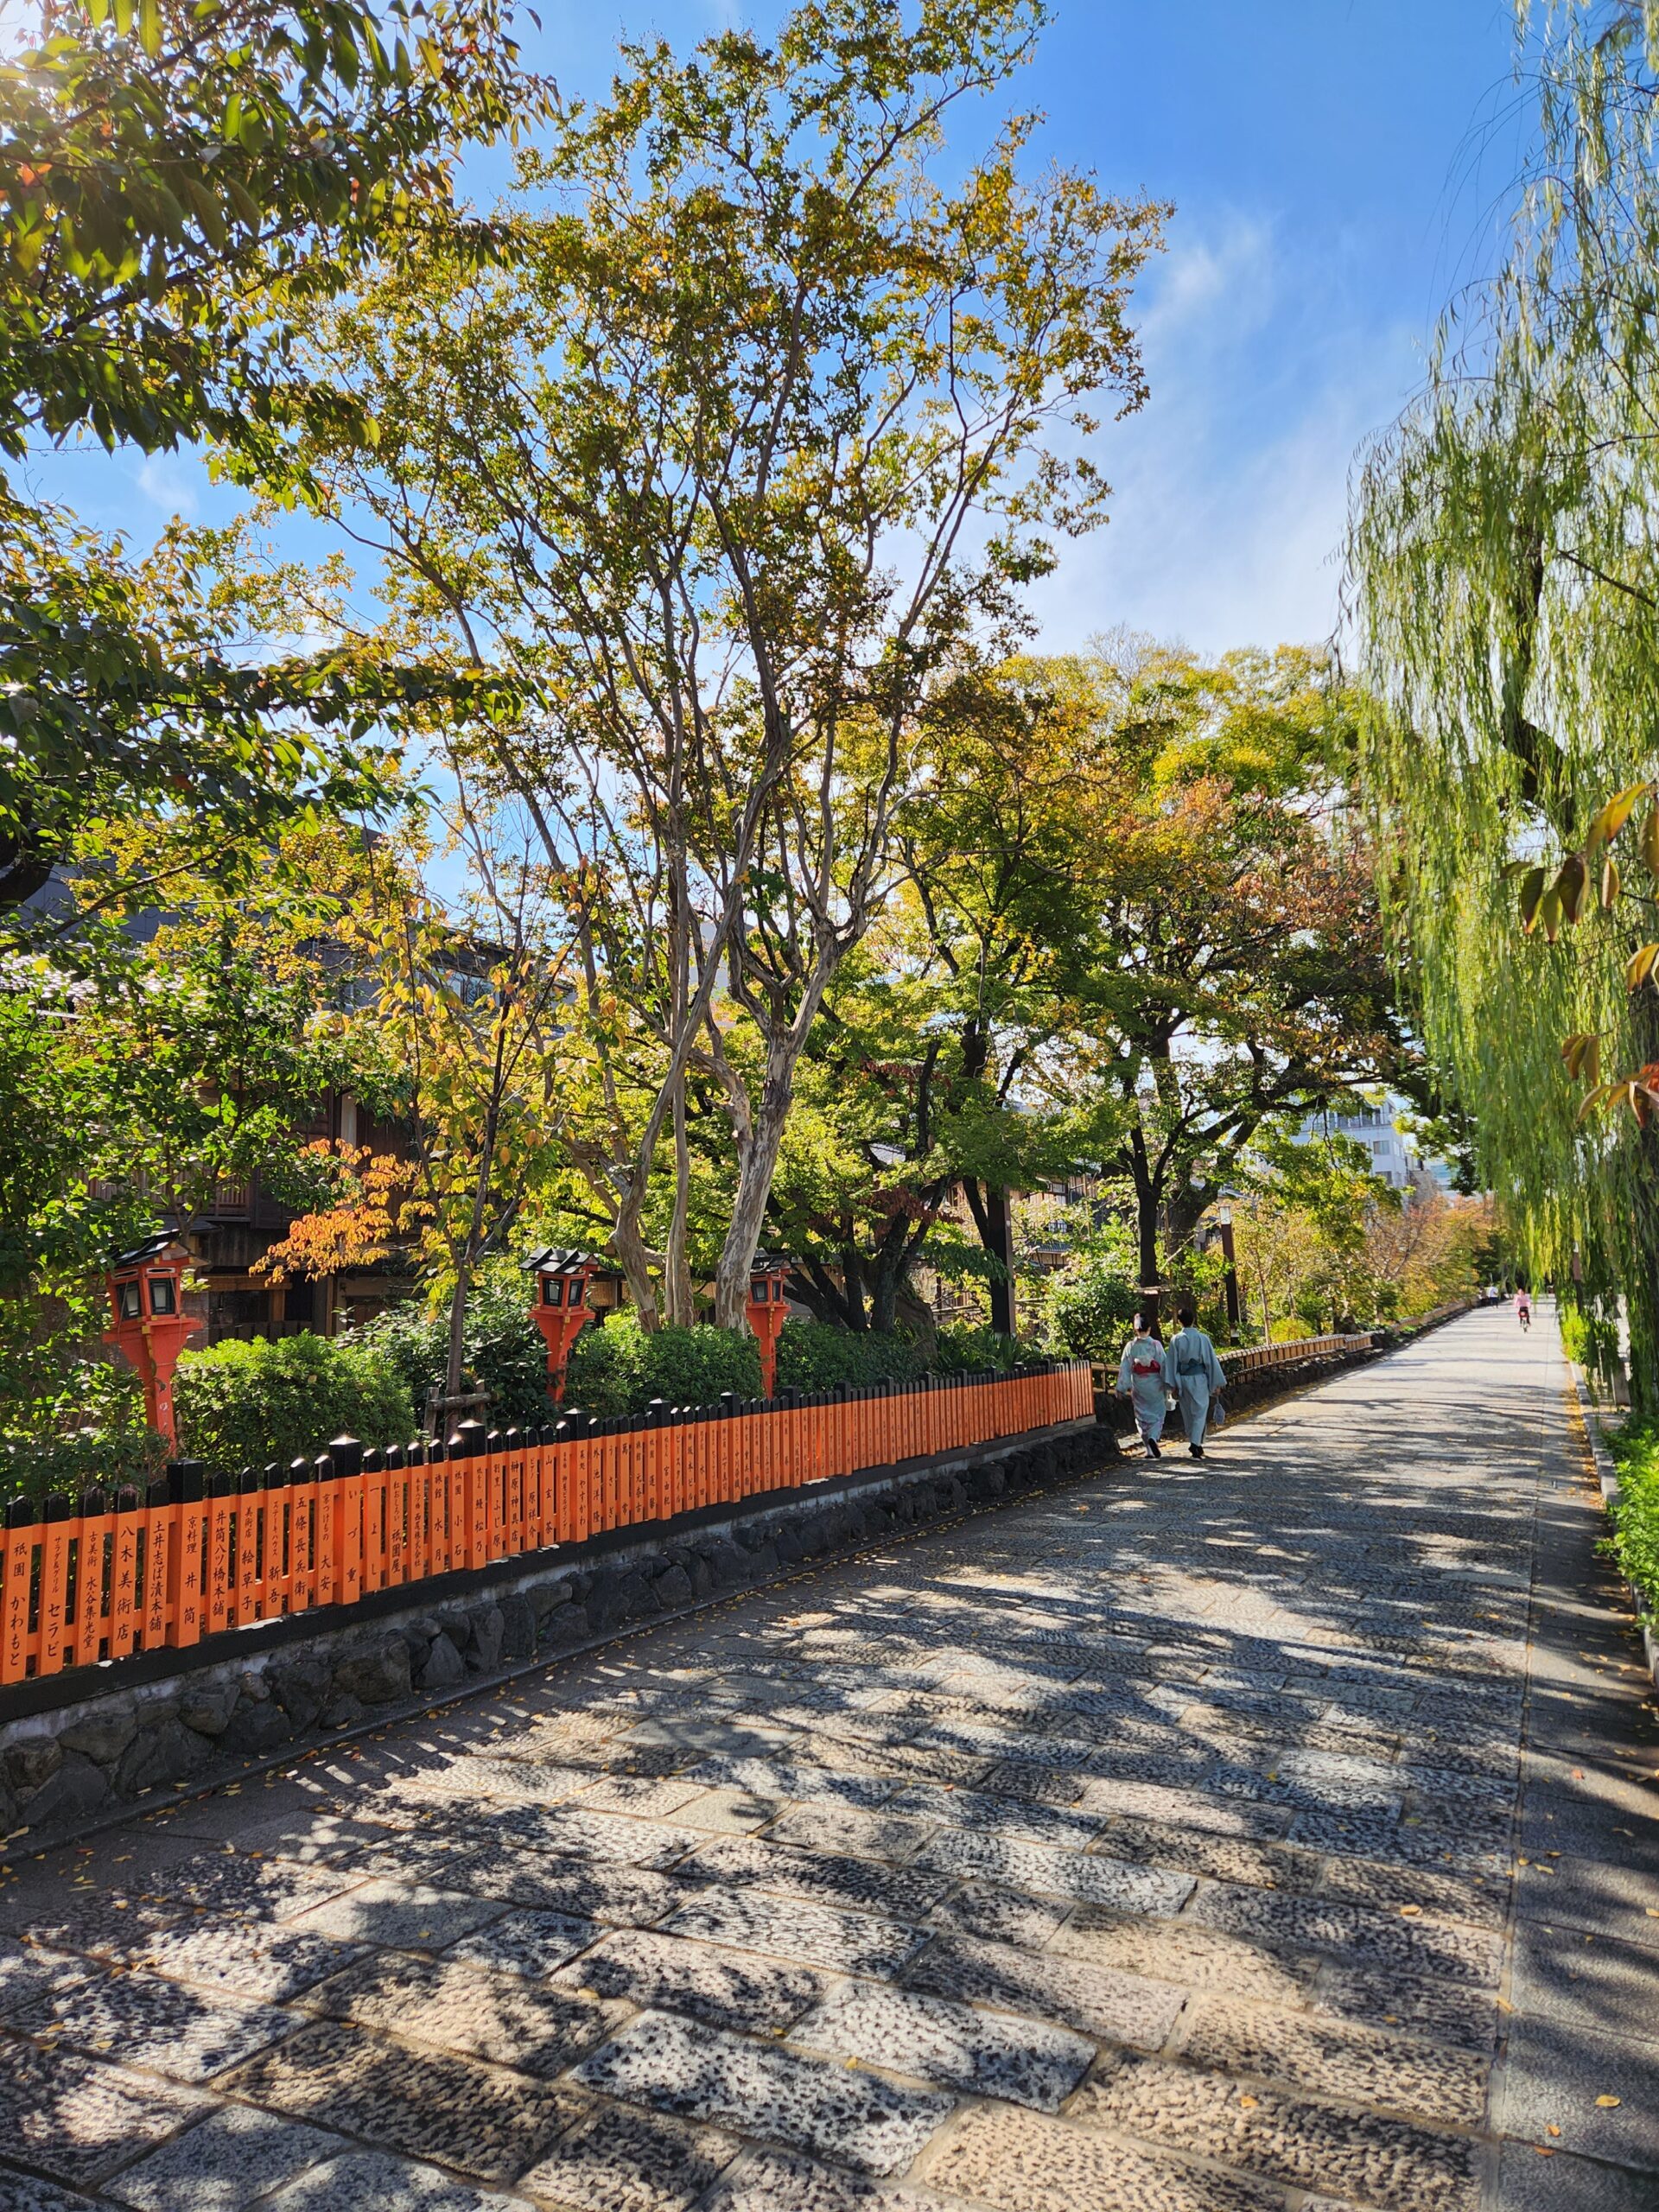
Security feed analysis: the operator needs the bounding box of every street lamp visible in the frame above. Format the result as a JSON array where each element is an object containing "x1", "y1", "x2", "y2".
[
  {"x1": 104, "y1": 1234, "x2": 200, "y2": 1449},
  {"x1": 524, "y1": 1249, "x2": 612, "y2": 1405},
  {"x1": 746, "y1": 1252, "x2": 791, "y2": 1398}
]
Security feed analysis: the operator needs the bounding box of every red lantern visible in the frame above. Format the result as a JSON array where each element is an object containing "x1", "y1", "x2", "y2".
[
  {"x1": 103, "y1": 1235, "x2": 200, "y2": 1450},
  {"x1": 746, "y1": 1253, "x2": 791, "y2": 1398},
  {"x1": 525, "y1": 1249, "x2": 608, "y2": 1404}
]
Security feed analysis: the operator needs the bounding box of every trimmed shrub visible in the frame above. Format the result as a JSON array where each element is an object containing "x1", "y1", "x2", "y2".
[
  {"x1": 2, "y1": 1423, "x2": 168, "y2": 1504},
  {"x1": 350, "y1": 1262, "x2": 551, "y2": 1430},
  {"x1": 564, "y1": 1313, "x2": 762, "y2": 1420},
  {"x1": 1041, "y1": 1265, "x2": 1140, "y2": 1363},
  {"x1": 175, "y1": 1332, "x2": 415, "y2": 1474},
  {"x1": 773, "y1": 1320, "x2": 924, "y2": 1393},
  {"x1": 1608, "y1": 1420, "x2": 1659, "y2": 1618}
]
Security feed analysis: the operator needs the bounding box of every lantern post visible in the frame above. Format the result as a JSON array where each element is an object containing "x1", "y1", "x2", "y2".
[
  {"x1": 524, "y1": 1249, "x2": 609, "y2": 1405},
  {"x1": 103, "y1": 1235, "x2": 200, "y2": 1450},
  {"x1": 746, "y1": 1252, "x2": 791, "y2": 1398}
]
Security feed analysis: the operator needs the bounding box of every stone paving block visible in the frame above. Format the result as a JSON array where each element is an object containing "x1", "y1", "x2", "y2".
[
  {"x1": 153, "y1": 1854, "x2": 357, "y2": 1924},
  {"x1": 1285, "y1": 1810, "x2": 1503, "y2": 1872},
  {"x1": 1180, "y1": 1993, "x2": 1489, "y2": 2124},
  {"x1": 518, "y1": 2103, "x2": 741, "y2": 2212},
  {"x1": 905, "y1": 1932, "x2": 1185, "y2": 2048},
  {"x1": 124, "y1": 1921, "x2": 367, "y2": 2002},
  {"x1": 882, "y1": 1783, "x2": 1103, "y2": 1848},
  {"x1": 0, "y1": 2174, "x2": 104, "y2": 2212},
  {"x1": 683, "y1": 1759, "x2": 894, "y2": 1809},
  {"x1": 443, "y1": 1911, "x2": 601, "y2": 1978},
  {"x1": 484, "y1": 1808, "x2": 707, "y2": 1871},
  {"x1": 1050, "y1": 1909, "x2": 1315, "y2": 2005},
  {"x1": 924, "y1": 2103, "x2": 1284, "y2": 2212},
  {"x1": 664, "y1": 1887, "x2": 922, "y2": 1977},
  {"x1": 1309, "y1": 1962, "x2": 1501, "y2": 2053},
  {"x1": 763, "y1": 1806, "x2": 934, "y2": 1862},
  {"x1": 668, "y1": 1786, "x2": 785, "y2": 1834},
  {"x1": 912, "y1": 1829, "x2": 1192, "y2": 1914},
  {"x1": 107, "y1": 2104, "x2": 344, "y2": 2211},
  {"x1": 1492, "y1": 2014, "x2": 1659, "y2": 2174},
  {"x1": 387, "y1": 1756, "x2": 594, "y2": 1808},
  {"x1": 1315, "y1": 1857, "x2": 1509, "y2": 1931},
  {"x1": 677, "y1": 1837, "x2": 949, "y2": 1923},
  {"x1": 450, "y1": 1863, "x2": 688, "y2": 1929},
  {"x1": 223, "y1": 2018, "x2": 585, "y2": 2182},
  {"x1": 0, "y1": 1937, "x2": 94, "y2": 2018},
  {"x1": 8, "y1": 1891, "x2": 186, "y2": 1960},
  {"x1": 555, "y1": 1929, "x2": 828, "y2": 2032},
  {"x1": 1074, "y1": 1779, "x2": 1293, "y2": 1838},
  {"x1": 702, "y1": 2147, "x2": 936, "y2": 2212},
  {"x1": 310, "y1": 1950, "x2": 620, "y2": 2074},
  {"x1": 1509, "y1": 1919, "x2": 1659, "y2": 2044},
  {"x1": 1093, "y1": 1817, "x2": 1320, "y2": 1895},
  {"x1": 569, "y1": 2010, "x2": 954, "y2": 2176},
  {"x1": 791, "y1": 1979, "x2": 1094, "y2": 2111},
  {"x1": 9, "y1": 1966, "x2": 296, "y2": 2082},
  {"x1": 924, "y1": 1882, "x2": 1071, "y2": 1950},
  {"x1": 260, "y1": 2149, "x2": 532, "y2": 2210},
  {"x1": 290, "y1": 1878, "x2": 505, "y2": 1951},
  {"x1": 1492, "y1": 2140, "x2": 1659, "y2": 2212},
  {"x1": 569, "y1": 1776, "x2": 709, "y2": 1818},
  {"x1": 1191, "y1": 1884, "x2": 1503, "y2": 1986},
  {"x1": 0, "y1": 2042, "x2": 208, "y2": 2186},
  {"x1": 1074, "y1": 2050, "x2": 1481, "y2": 2212}
]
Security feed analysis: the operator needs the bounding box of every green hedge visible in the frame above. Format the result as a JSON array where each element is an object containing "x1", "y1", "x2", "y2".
[
  {"x1": 174, "y1": 1332, "x2": 415, "y2": 1475},
  {"x1": 773, "y1": 1320, "x2": 924, "y2": 1392},
  {"x1": 3, "y1": 1424, "x2": 168, "y2": 1504},
  {"x1": 350, "y1": 1266, "x2": 550, "y2": 1430},
  {"x1": 1608, "y1": 1420, "x2": 1659, "y2": 1619},
  {"x1": 564, "y1": 1314, "x2": 762, "y2": 1420}
]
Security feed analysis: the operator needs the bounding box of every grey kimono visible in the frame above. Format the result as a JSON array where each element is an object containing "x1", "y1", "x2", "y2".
[
  {"x1": 1169, "y1": 1325, "x2": 1226, "y2": 1447},
  {"x1": 1116, "y1": 1332, "x2": 1169, "y2": 1440}
]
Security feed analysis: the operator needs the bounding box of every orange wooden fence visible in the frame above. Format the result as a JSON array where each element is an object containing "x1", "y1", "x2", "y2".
[{"x1": 1, "y1": 1361, "x2": 1093, "y2": 1688}]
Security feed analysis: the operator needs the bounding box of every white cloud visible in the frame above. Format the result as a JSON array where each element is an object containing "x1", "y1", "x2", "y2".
[
  {"x1": 131, "y1": 452, "x2": 202, "y2": 519},
  {"x1": 1030, "y1": 211, "x2": 1424, "y2": 656}
]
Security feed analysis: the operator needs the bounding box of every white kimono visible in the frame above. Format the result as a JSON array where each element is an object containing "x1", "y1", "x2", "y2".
[
  {"x1": 1116, "y1": 1333, "x2": 1169, "y2": 1440},
  {"x1": 1169, "y1": 1325, "x2": 1226, "y2": 1446}
]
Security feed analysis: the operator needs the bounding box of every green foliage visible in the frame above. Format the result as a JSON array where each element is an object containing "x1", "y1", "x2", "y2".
[
  {"x1": 564, "y1": 1315, "x2": 762, "y2": 1421},
  {"x1": 1040, "y1": 1258, "x2": 1141, "y2": 1364},
  {"x1": 1348, "y1": 2, "x2": 1659, "y2": 1411},
  {"x1": 1607, "y1": 1420, "x2": 1659, "y2": 1619},
  {"x1": 350, "y1": 1259, "x2": 550, "y2": 1429},
  {"x1": 931, "y1": 1324, "x2": 1041, "y2": 1376},
  {"x1": 3, "y1": 1422, "x2": 168, "y2": 1506},
  {"x1": 174, "y1": 1331, "x2": 413, "y2": 1473},
  {"x1": 774, "y1": 1322, "x2": 925, "y2": 1393}
]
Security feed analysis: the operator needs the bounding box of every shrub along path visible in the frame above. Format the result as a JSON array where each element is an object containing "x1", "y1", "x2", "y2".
[{"x1": 0, "y1": 1309, "x2": 1652, "y2": 2212}]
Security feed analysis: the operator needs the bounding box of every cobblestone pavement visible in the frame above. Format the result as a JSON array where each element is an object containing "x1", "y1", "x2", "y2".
[{"x1": 0, "y1": 1309, "x2": 1655, "y2": 2212}]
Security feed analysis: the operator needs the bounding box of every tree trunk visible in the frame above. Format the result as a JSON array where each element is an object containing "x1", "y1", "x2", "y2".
[
  {"x1": 984, "y1": 1185, "x2": 1016, "y2": 1338},
  {"x1": 1128, "y1": 1126, "x2": 1162, "y2": 1331},
  {"x1": 664, "y1": 1067, "x2": 696, "y2": 1326},
  {"x1": 613, "y1": 1210, "x2": 661, "y2": 1333}
]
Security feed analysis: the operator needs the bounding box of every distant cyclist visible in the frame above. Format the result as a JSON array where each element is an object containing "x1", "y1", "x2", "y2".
[{"x1": 1516, "y1": 1286, "x2": 1532, "y2": 1332}]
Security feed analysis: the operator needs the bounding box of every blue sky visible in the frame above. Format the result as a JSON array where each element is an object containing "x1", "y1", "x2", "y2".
[{"x1": 31, "y1": 0, "x2": 1528, "y2": 658}]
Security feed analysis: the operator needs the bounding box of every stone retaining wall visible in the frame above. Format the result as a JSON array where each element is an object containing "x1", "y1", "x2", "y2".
[{"x1": 0, "y1": 1418, "x2": 1116, "y2": 1855}]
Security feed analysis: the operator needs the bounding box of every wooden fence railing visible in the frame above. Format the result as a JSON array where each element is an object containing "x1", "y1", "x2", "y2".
[
  {"x1": 1, "y1": 1360, "x2": 1093, "y2": 1688},
  {"x1": 1220, "y1": 1332, "x2": 1374, "y2": 1376}
]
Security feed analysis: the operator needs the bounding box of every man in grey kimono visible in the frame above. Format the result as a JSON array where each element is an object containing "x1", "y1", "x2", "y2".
[
  {"x1": 1116, "y1": 1315, "x2": 1170, "y2": 1458},
  {"x1": 1169, "y1": 1301, "x2": 1226, "y2": 1459}
]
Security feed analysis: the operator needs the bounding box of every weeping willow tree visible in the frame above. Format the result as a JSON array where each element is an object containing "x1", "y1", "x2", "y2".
[{"x1": 1349, "y1": 0, "x2": 1659, "y2": 1405}]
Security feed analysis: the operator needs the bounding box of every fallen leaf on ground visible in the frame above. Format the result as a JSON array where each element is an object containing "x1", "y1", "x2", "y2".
[{"x1": 1597, "y1": 2095, "x2": 1622, "y2": 2108}]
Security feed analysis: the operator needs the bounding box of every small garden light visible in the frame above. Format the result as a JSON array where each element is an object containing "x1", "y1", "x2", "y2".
[{"x1": 103, "y1": 1234, "x2": 200, "y2": 1449}]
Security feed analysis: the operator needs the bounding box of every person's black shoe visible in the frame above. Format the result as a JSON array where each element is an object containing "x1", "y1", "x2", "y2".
[
  {"x1": 1189, "y1": 1444, "x2": 1205, "y2": 1459},
  {"x1": 1146, "y1": 1437, "x2": 1160, "y2": 1458}
]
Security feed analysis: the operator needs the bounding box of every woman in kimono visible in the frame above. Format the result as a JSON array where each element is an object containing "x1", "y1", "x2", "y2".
[
  {"x1": 1116, "y1": 1314, "x2": 1170, "y2": 1457},
  {"x1": 1169, "y1": 1301, "x2": 1226, "y2": 1459}
]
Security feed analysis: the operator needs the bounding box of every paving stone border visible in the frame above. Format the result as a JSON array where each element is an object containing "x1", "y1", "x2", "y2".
[{"x1": 0, "y1": 1421, "x2": 1117, "y2": 1858}]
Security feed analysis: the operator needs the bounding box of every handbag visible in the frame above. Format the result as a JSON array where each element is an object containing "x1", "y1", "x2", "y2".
[{"x1": 1209, "y1": 1394, "x2": 1228, "y2": 1431}]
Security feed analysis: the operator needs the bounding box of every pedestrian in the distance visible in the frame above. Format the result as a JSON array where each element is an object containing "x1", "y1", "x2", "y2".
[
  {"x1": 1516, "y1": 1285, "x2": 1532, "y2": 1331},
  {"x1": 1116, "y1": 1313, "x2": 1170, "y2": 1458},
  {"x1": 1168, "y1": 1301, "x2": 1226, "y2": 1459}
]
